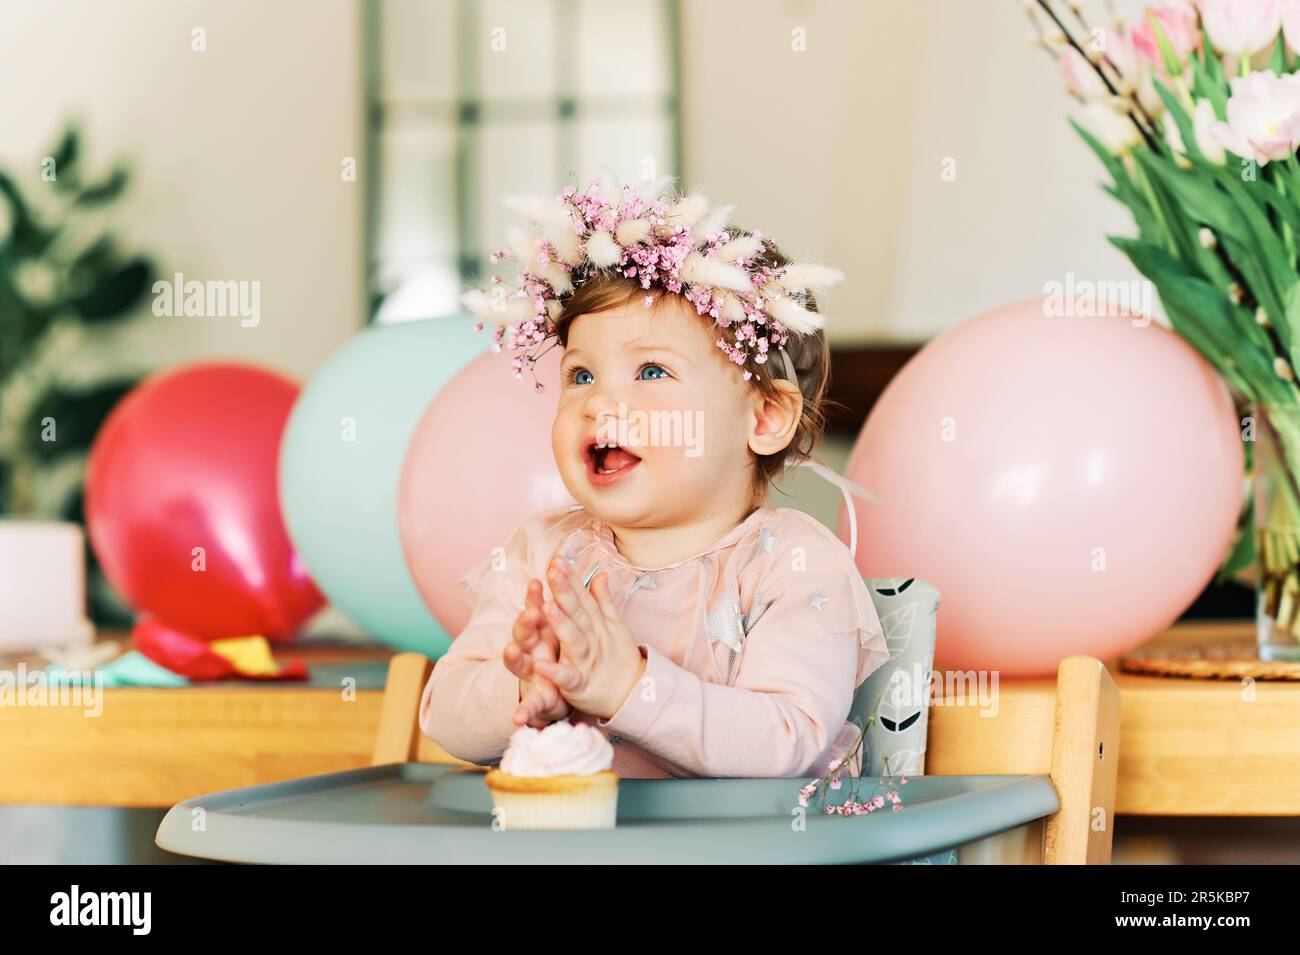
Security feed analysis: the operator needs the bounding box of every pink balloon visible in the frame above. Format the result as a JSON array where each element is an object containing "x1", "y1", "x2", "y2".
[
  {"x1": 839, "y1": 299, "x2": 1243, "y2": 677},
  {"x1": 398, "y1": 347, "x2": 575, "y2": 635}
]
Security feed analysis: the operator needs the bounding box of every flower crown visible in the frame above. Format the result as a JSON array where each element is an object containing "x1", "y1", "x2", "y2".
[{"x1": 461, "y1": 176, "x2": 845, "y2": 391}]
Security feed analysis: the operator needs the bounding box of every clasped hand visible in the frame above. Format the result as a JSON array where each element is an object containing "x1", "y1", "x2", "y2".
[{"x1": 502, "y1": 554, "x2": 646, "y2": 728}]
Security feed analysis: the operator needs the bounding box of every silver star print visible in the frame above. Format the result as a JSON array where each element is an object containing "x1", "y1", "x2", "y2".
[
  {"x1": 742, "y1": 598, "x2": 769, "y2": 634},
  {"x1": 809, "y1": 588, "x2": 829, "y2": 611},
  {"x1": 627, "y1": 572, "x2": 657, "y2": 595},
  {"x1": 705, "y1": 598, "x2": 745, "y2": 652},
  {"x1": 559, "y1": 545, "x2": 578, "y2": 566},
  {"x1": 757, "y1": 525, "x2": 776, "y2": 554}
]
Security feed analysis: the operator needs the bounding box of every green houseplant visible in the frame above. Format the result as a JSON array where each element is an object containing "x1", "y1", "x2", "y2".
[{"x1": 0, "y1": 124, "x2": 156, "y2": 625}]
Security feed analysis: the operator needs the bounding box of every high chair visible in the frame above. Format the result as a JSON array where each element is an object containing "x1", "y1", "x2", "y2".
[
  {"x1": 366, "y1": 649, "x2": 1120, "y2": 864},
  {"x1": 156, "y1": 568, "x2": 1120, "y2": 863}
]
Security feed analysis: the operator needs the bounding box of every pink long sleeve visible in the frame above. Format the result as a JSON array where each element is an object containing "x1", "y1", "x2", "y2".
[
  {"x1": 417, "y1": 515, "x2": 541, "y2": 765},
  {"x1": 595, "y1": 539, "x2": 884, "y2": 779},
  {"x1": 417, "y1": 589, "x2": 522, "y2": 764}
]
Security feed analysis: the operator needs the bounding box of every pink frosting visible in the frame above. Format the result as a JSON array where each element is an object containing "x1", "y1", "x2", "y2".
[{"x1": 499, "y1": 720, "x2": 614, "y2": 777}]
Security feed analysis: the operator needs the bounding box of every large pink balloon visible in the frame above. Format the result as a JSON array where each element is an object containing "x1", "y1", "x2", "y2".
[
  {"x1": 85, "y1": 362, "x2": 324, "y2": 640},
  {"x1": 398, "y1": 347, "x2": 575, "y2": 636},
  {"x1": 839, "y1": 299, "x2": 1243, "y2": 677}
]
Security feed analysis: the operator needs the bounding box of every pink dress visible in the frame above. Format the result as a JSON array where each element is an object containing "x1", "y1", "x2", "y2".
[{"x1": 418, "y1": 502, "x2": 889, "y2": 779}]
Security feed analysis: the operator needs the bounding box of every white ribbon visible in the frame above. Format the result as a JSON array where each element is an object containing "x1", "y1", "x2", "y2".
[
  {"x1": 783, "y1": 455, "x2": 878, "y2": 560},
  {"x1": 770, "y1": 349, "x2": 877, "y2": 559}
]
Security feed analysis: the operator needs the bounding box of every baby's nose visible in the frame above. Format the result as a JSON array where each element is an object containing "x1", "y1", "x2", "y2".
[{"x1": 582, "y1": 390, "x2": 627, "y2": 426}]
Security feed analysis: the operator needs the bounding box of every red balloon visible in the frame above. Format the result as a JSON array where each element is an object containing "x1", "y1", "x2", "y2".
[
  {"x1": 133, "y1": 618, "x2": 308, "y2": 681},
  {"x1": 85, "y1": 362, "x2": 323, "y2": 640}
]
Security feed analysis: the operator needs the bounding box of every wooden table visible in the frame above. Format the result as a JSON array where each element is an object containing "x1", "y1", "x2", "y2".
[
  {"x1": 0, "y1": 636, "x2": 399, "y2": 808},
  {"x1": 2, "y1": 620, "x2": 1296, "y2": 814},
  {"x1": 926, "y1": 620, "x2": 1300, "y2": 816}
]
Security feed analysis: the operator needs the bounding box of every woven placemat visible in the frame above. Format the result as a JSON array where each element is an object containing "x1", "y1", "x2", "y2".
[{"x1": 1120, "y1": 639, "x2": 1300, "y2": 681}]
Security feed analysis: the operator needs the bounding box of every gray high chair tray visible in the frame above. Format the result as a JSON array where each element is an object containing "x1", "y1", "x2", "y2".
[{"x1": 155, "y1": 762, "x2": 1059, "y2": 864}]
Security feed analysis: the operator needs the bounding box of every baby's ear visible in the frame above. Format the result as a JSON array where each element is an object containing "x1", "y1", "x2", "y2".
[{"x1": 747, "y1": 379, "x2": 802, "y2": 457}]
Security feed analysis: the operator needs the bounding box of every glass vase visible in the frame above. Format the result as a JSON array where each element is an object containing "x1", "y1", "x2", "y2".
[{"x1": 1252, "y1": 402, "x2": 1300, "y2": 661}]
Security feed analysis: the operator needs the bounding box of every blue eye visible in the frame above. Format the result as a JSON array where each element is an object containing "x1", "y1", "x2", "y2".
[
  {"x1": 567, "y1": 368, "x2": 593, "y2": 385},
  {"x1": 638, "y1": 363, "x2": 669, "y2": 381}
]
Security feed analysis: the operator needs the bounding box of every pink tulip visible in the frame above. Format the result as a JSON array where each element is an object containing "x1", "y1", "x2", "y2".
[
  {"x1": 1103, "y1": 25, "x2": 1146, "y2": 87},
  {"x1": 1200, "y1": 0, "x2": 1282, "y2": 57},
  {"x1": 1208, "y1": 68, "x2": 1300, "y2": 163},
  {"x1": 1133, "y1": 1, "x2": 1203, "y2": 71},
  {"x1": 1282, "y1": 0, "x2": 1300, "y2": 54}
]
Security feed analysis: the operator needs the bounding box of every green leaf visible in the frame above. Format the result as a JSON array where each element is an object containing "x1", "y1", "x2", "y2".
[
  {"x1": 21, "y1": 380, "x2": 137, "y2": 461},
  {"x1": 1068, "y1": 117, "x2": 1124, "y2": 188},
  {"x1": 1070, "y1": 118, "x2": 1162, "y2": 241},
  {"x1": 1133, "y1": 149, "x2": 1247, "y2": 246},
  {"x1": 1152, "y1": 79, "x2": 1204, "y2": 165},
  {"x1": 1139, "y1": 150, "x2": 1300, "y2": 354},
  {"x1": 1190, "y1": 53, "x2": 1228, "y2": 118},
  {"x1": 1109, "y1": 237, "x2": 1232, "y2": 353},
  {"x1": 1215, "y1": 172, "x2": 1299, "y2": 342},
  {"x1": 1242, "y1": 173, "x2": 1300, "y2": 238},
  {"x1": 1109, "y1": 235, "x2": 1285, "y2": 403},
  {"x1": 1201, "y1": 21, "x2": 1225, "y2": 84},
  {"x1": 1285, "y1": 281, "x2": 1300, "y2": 362},
  {"x1": 1272, "y1": 34, "x2": 1288, "y2": 74},
  {"x1": 0, "y1": 170, "x2": 53, "y2": 259},
  {"x1": 48, "y1": 126, "x2": 81, "y2": 192},
  {"x1": 68, "y1": 257, "x2": 153, "y2": 321},
  {"x1": 1103, "y1": 180, "x2": 1161, "y2": 242},
  {"x1": 76, "y1": 167, "x2": 128, "y2": 206},
  {"x1": 1148, "y1": 12, "x2": 1183, "y2": 80},
  {"x1": 1215, "y1": 491, "x2": 1256, "y2": 584}
]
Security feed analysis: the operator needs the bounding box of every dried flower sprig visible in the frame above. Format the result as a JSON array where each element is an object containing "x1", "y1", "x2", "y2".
[{"x1": 795, "y1": 701, "x2": 909, "y2": 816}]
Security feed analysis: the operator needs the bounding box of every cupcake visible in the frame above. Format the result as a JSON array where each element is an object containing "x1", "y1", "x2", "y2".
[{"x1": 484, "y1": 720, "x2": 619, "y2": 830}]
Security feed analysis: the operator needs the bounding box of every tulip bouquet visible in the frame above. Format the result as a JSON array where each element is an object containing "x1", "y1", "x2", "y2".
[{"x1": 1030, "y1": 0, "x2": 1300, "y2": 657}]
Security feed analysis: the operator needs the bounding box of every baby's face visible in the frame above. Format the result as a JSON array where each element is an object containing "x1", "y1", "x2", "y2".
[{"x1": 552, "y1": 293, "x2": 757, "y2": 529}]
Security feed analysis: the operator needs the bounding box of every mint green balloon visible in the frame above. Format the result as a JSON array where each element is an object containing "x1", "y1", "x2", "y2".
[{"x1": 279, "y1": 316, "x2": 488, "y2": 656}]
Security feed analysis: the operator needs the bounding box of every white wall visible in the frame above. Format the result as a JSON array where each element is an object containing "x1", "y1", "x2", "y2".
[
  {"x1": 679, "y1": 0, "x2": 1145, "y2": 344},
  {"x1": 1, "y1": 0, "x2": 1148, "y2": 358},
  {"x1": 0, "y1": 0, "x2": 366, "y2": 381}
]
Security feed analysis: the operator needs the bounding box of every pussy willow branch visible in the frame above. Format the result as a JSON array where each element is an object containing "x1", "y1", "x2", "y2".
[{"x1": 1032, "y1": 0, "x2": 1160, "y2": 149}]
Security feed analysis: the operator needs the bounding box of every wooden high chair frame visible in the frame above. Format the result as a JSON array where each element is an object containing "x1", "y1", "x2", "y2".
[{"x1": 372, "y1": 653, "x2": 1120, "y2": 865}]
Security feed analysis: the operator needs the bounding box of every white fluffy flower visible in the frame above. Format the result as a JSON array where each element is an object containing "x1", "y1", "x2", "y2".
[
  {"x1": 1076, "y1": 100, "x2": 1143, "y2": 154},
  {"x1": 585, "y1": 230, "x2": 621, "y2": 267}
]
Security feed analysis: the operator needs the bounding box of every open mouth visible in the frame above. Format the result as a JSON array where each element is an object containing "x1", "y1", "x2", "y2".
[{"x1": 584, "y1": 439, "x2": 642, "y2": 482}]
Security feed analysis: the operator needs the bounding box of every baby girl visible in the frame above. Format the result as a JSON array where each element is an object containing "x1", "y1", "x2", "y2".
[{"x1": 419, "y1": 178, "x2": 888, "y2": 779}]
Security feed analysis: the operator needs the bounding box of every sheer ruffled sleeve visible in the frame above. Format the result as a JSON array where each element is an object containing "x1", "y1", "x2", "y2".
[
  {"x1": 418, "y1": 505, "x2": 580, "y2": 765},
  {"x1": 743, "y1": 509, "x2": 888, "y2": 690}
]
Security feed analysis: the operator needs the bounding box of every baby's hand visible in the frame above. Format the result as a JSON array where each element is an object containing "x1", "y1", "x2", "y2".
[
  {"x1": 503, "y1": 578, "x2": 572, "y2": 728},
  {"x1": 532, "y1": 557, "x2": 647, "y2": 721}
]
